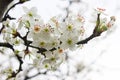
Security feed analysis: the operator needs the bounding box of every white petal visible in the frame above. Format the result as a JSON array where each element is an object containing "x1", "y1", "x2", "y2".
[{"x1": 23, "y1": 6, "x2": 29, "y2": 13}]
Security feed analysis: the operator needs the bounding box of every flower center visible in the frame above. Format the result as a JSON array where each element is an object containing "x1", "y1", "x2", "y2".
[
  {"x1": 50, "y1": 57, "x2": 55, "y2": 61},
  {"x1": 44, "y1": 64, "x2": 49, "y2": 68},
  {"x1": 67, "y1": 39, "x2": 72, "y2": 45},
  {"x1": 28, "y1": 12, "x2": 33, "y2": 17},
  {"x1": 39, "y1": 41, "x2": 45, "y2": 47},
  {"x1": 58, "y1": 49, "x2": 63, "y2": 54},
  {"x1": 34, "y1": 25, "x2": 40, "y2": 32},
  {"x1": 67, "y1": 25, "x2": 73, "y2": 31}
]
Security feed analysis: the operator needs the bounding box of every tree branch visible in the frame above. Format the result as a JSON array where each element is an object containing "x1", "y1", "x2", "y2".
[
  {"x1": 0, "y1": 42, "x2": 14, "y2": 51},
  {"x1": 0, "y1": 0, "x2": 30, "y2": 35},
  {"x1": 0, "y1": 0, "x2": 29, "y2": 79},
  {"x1": 77, "y1": 14, "x2": 101, "y2": 44},
  {"x1": 0, "y1": 0, "x2": 13, "y2": 21},
  {"x1": 77, "y1": 34, "x2": 96, "y2": 44},
  {"x1": 6, "y1": 54, "x2": 23, "y2": 79}
]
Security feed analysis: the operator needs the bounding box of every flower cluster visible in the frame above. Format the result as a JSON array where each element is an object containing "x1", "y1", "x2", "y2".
[
  {"x1": 17, "y1": 7, "x2": 85, "y2": 69},
  {"x1": 1, "y1": 7, "x2": 115, "y2": 70}
]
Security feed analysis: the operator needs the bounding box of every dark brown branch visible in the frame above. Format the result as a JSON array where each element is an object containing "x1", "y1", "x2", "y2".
[
  {"x1": 7, "y1": 54, "x2": 23, "y2": 79},
  {"x1": 29, "y1": 45, "x2": 47, "y2": 53},
  {"x1": 0, "y1": 0, "x2": 30, "y2": 79},
  {"x1": 77, "y1": 14, "x2": 101, "y2": 44},
  {"x1": 17, "y1": 30, "x2": 32, "y2": 46},
  {"x1": 17, "y1": 30, "x2": 47, "y2": 54},
  {"x1": 93, "y1": 13, "x2": 100, "y2": 33},
  {"x1": 0, "y1": 42, "x2": 14, "y2": 51},
  {"x1": 12, "y1": 54, "x2": 23, "y2": 77},
  {"x1": 2, "y1": 0, "x2": 30, "y2": 22},
  {"x1": 77, "y1": 34, "x2": 96, "y2": 44},
  {"x1": 16, "y1": 54, "x2": 23, "y2": 74},
  {"x1": 2, "y1": 2, "x2": 21, "y2": 21},
  {"x1": 0, "y1": 0, "x2": 30, "y2": 35},
  {"x1": 0, "y1": 0, "x2": 13, "y2": 21}
]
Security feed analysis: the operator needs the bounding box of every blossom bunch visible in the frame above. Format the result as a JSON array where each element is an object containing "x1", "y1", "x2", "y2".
[
  {"x1": 18, "y1": 7, "x2": 85, "y2": 69},
  {"x1": 1, "y1": 7, "x2": 115, "y2": 70}
]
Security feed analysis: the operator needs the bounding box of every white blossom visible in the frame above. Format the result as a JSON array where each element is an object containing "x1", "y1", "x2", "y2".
[{"x1": 0, "y1": 6, "x2": 115, "y2": 71}]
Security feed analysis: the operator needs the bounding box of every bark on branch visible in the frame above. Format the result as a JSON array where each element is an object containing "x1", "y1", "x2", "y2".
[{"x1": 0, "y1": 0, "x2": 13, "y2": 21}]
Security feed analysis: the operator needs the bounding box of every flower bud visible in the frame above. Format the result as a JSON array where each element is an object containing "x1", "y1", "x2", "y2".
[{"x1": 110, "y1": 16, "x2": 116, "y2": 21}]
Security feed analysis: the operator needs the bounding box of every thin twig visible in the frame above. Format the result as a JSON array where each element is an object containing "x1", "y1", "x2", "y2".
[
  {"x1": 77, "y1": 14, "x2": 101, "y2": 44},
  {"x1": 0, "y1": 25, "x2": 5, "y2": 34}
]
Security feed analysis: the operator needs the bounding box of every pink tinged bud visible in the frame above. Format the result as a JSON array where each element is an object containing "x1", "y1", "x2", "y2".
[
  {"x1": 110, "y1": 16, "x2": 116, "y2": 21},
  {"x1": 79, "y1": 26, "x2": 85, "y2": 36},
  {"x1": 107, "y1": 21, "x2": 113, "y2": 28},
  {"x1": 95, "y1": 8, "x2": 107, "y2": 15},
  {"x1": 51, "y1": 17, "x2": 59, "y2": 27},
  {"x1": 97, "y1": 8, "x2": 106, "y2": 11},
  {"x1": 77, "y1": 15, "x2": 85, "y2": 22},
  {"x1": 58, "y1": 49, "x2": 64, "y2": 54},
  {"x1": 107, "y1": 16, "x2": 116, "y2": 28}
]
